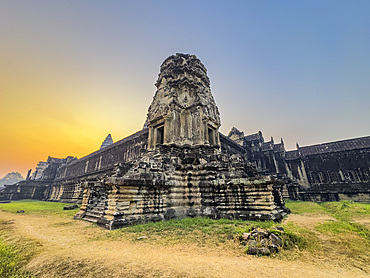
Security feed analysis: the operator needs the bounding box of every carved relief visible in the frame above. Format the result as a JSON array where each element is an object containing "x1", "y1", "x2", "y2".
[{"x1": 147, "y1": 53, "x2": 221, "y2": 149}]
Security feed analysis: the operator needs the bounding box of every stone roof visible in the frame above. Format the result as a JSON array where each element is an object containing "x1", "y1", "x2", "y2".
[
  {"x1": 262, "y1": 142, "x2": 285, "y2": 152},
  {"x1": 285, "y1": 135, "x2": 370, "y2": 160},
  {"x1": 262, "y1": 141, "x2": 273, "y2": 151},
  {"x1": 228, "y1": 127, "x2": 244, "y2": 145},
  {"x1": 273, "y1": 143, "x2": 284, "y2": 152},
  {"x1": 100, "y1": 134, "x2": 113, "y2": 150},
  {"x1": 46, "y1": 157, "x2": 64, "y2": 164},
  {"x1": 219, "y1": 132, "x2": 246, "y2": 153},
  {"x1": 228, "y1": 127, "x2": 244, "y2": 137},
  {"x1": 245, "y1": 131, "x2": 263, "y2": 142}
]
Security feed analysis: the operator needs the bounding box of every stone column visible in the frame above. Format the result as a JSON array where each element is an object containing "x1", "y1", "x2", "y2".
[
  {"x1": 164, "y1": 114, "x2": 171, "y2": 144},
  {"x1": 148, "y1": 127, "x2": 154, "y2": 149}
]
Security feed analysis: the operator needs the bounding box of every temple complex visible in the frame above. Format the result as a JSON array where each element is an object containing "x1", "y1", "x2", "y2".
[
  {"x1": 228, "y1": 127, "x2": 370, "y2": 202},
  {"x1": 0, "y1": 53, "x2": 368, "y2": 228}
]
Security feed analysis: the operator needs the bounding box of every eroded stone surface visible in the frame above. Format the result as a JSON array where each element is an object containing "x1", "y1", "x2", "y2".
[{"x1": 147, "y1": 53, "x2": 221, "y2": 149}]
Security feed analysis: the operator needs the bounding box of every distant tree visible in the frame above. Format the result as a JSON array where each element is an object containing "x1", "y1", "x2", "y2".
[{"x1": 0, "y1": 172, "x2": 24, "y2": 187}]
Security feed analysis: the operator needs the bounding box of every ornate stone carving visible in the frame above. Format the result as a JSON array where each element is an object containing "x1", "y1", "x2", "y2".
[{"x1": 147, "y1": 53, "x2": 221, "y2": 149}]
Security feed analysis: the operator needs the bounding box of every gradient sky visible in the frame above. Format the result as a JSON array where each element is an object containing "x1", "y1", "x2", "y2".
[{"x1": 1, "y1": 1, "x2": 369, "y2": 178}]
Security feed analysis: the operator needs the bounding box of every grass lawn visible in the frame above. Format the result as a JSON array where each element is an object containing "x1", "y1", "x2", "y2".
[
  {"x1": 0, "y1": 200, "x2": 79, "y2": 218},
  {"x1": 286, "y1": 200, "x2": 370, "y2": 240},
  {"x1": 0, "y1": 199, "x2": 369, "y2": 276}
]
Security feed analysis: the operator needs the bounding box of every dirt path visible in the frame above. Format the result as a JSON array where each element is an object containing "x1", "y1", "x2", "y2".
[{"x1": 0, "y1": 211, "x2": 367, "y2": 278}]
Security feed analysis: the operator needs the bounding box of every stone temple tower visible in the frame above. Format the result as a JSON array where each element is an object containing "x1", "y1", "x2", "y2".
[
  {"x1": 147, "y1": 53, "x2": 221, "y2": 149},
  {"x1": 74, "y1": 53, "x2": 289, "y2": 229}
]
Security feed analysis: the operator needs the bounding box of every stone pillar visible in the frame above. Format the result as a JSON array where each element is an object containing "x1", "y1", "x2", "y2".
[
  {"x1": 204, "y1": 120, "x2": 209, "y2": 144},
  {"x1": 74, "y1": 182, "x2": 90, "y2": 219},
  {"x1": 164, "y1": 115, "x2": 171, "y2": 144},
  {"x1": 148, "y1": 127, "x2": 154, "y2": 149},
  {"x1": 26, "y1": 169, "x2": 32, "y2": 180}
]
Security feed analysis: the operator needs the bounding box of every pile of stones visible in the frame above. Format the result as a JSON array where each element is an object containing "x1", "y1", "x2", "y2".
[{"x1": 241, "y1": 227, "x2": 284, "y2": 256}]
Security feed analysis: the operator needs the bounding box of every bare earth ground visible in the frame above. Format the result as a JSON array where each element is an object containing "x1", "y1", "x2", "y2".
[
  {"x1": 353, "y1": 217, "x2": 370, "y2": 230},
  {"x1": 0, "y1": 211, "x2": 368, "y2": 278}
]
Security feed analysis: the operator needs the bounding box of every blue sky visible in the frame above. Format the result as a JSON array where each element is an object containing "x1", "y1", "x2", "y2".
[{"x1": 0, "y1": 1, "x2": 369, "y2": 176}]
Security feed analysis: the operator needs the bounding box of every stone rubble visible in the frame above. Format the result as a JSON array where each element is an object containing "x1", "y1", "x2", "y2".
[{"x1": 242, "y1": 227, "x2": 284, "y2": 256}]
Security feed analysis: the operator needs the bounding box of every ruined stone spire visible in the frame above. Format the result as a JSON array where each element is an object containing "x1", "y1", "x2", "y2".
[
  {"x1": 100, "y1": 134, "x2": 113, "y2": 150},
  {"x1": 228, "y1": 127, "x2": 244, "y2": 146},
  {"x1": 147, "y1": 53, "x2": 221, "y2": 149}
]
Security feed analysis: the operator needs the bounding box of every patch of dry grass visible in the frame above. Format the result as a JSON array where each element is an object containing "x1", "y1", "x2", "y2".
[{"x1": 0, "y1": 220, "x2": 39, "y2": 277}]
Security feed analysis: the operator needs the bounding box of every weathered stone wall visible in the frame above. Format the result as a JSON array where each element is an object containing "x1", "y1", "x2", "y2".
[
  {"x1": 55, "y1": 129, "x2": 148, "y2": 181},
  {"x1": 219, "y1": 133, "x2": 246, "y2": 158},
  {"x1": 227, "y1": 127, "x2": 370, "y2": 203},
  {"x1": 291, "y1": 183, "x2": 370, "y2": 203},
  {"x1": 288, "y1": 150, "x2": 370, "y2": 185},
  {"x1": 0, "y1": 130, "x2": 145, "y2": 203},
  {"x1": 0, "y1": 180, "x2": 48, "y2": 201},
  {"x1": 75, "y1": 146, "x2": 289, "y2": 229},
  {"x1": 284, "y1": 139, "x2": 370, "y2": 202},
  {"x1": 231, "y1": 129, "x2": 287, "y2": 176},
  {"x1": 44, "y1": 181, "x2": 84, "y2": 203}
]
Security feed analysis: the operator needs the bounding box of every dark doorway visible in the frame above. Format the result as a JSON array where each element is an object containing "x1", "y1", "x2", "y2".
[
  {"x1": 208, "y1": 128, "x2": 214, "y2": 145},
  {"x1": 157, "y1": 126, "x2": 164, "y2": 145}
]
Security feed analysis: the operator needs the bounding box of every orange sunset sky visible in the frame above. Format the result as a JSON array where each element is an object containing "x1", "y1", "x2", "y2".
[{"x1": 1, "y1": 1, "x2": 369, "y2": 178}]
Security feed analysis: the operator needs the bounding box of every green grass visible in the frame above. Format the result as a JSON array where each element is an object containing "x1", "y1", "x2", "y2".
[
  {"x1": 285, "y1": 200, "x2": 370, "y2": 241},
  {"x1": 102, "y1": 201, "x2": 369, "y2": 254},
  {"x1": 122, "y1": 217, "x2": 275, "y2": 235},
  {"x1": 0, "y1": 200, "x2": 79, "y2": 218},
  {"x1": 0, "y1": 239, "x2": 34, "y2": 277},
  {"x1": 0, "y1": 201, "x2": 76, "y2": 277},
  {"x1": 320, "y1": 201, "x2": 370, "y2": 222},
  {"x1": 275, "y1": 221, "x2": 323, "y2": 262},
  {"x1": 98, "y1": 217, "x2": 278, "y2": 247},
  {"x1": 316, "y1": 201, "x2": 370, "y2": 241},
  {"x1": 283, "y1": 200, "x2": 370, "y2": 270},
  {"x1": 102, "y1": 217, "x2": 314, "y2": 255},
  {"x1": 284, "y1": 200, "x2": 327, "y2": 215},
  {"x1": 315, "y1": 220, "x2": 356, "y2": 234},
  {"x1": 0, "y1": 221, "x2": 35, "y2": 278}
]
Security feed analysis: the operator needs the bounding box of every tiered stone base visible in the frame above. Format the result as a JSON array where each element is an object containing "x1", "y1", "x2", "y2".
[{"x1": 75, "y1": 147, "x2": 289, "y2": 229}]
